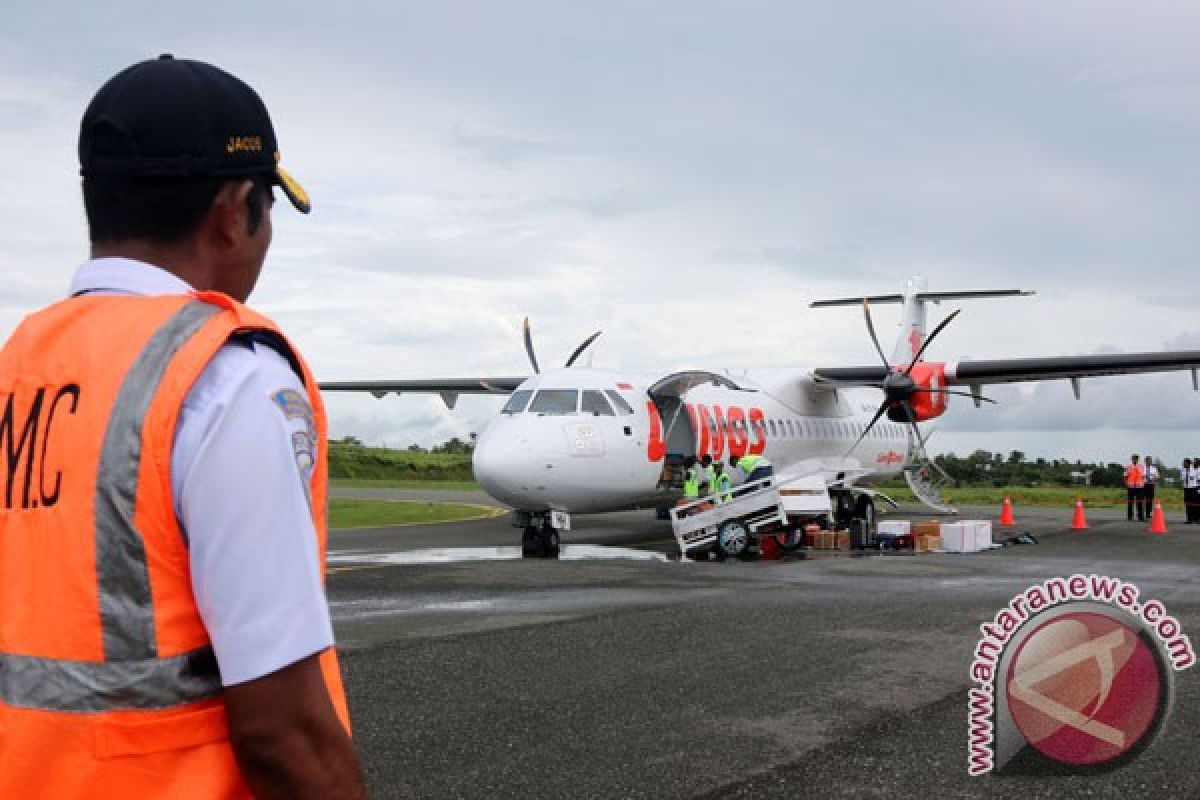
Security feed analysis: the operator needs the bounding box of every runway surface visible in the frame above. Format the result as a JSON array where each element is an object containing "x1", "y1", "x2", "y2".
[{"x1": 328, "y1": 490, "x2": 1200, "y2": 799}]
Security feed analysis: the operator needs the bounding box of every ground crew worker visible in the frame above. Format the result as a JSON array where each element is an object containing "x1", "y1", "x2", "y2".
[
  {"x1": 713, "y1": 462, "x2": 733, "y2": 502},
  {"x1": 682, "y1": 456, "x2": 701, "y2": 499},
  {"x1": 1124, "y1": 453, "x2": 1146, "y2": 522},
  {"x1": 735, "y1": 452, "x2": 774, "y2": 485},
  {"x1": 700, "y1": 454, "x2": 716, "y2": 496},
  {"x1": 0, "y1": 55, "x2": 365, "y2": 798},
  {"x1": 1143, "y1": 455, "x2": 1160, "y2": 512},
  {"x1": 1184, "y1": 458, "x2": 1199, "y2": 524}
]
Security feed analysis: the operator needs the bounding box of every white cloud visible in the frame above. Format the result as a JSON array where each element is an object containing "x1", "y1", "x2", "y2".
[{"x1": 3, "y1": 2, "x2": 1199, "y2": 465}]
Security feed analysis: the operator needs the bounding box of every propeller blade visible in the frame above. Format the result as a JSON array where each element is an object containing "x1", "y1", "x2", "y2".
[
  {"x1": 844, "y1": 401, "x2": 892, "y2": 458},
  {"x1": 862, "y1": 299, "x2": 890, "y2": 368},
  {"x1": 522, "y1": 317, "x2": 541, "y2": 374},
  {"x1": 913, "y1": 387, "x2": 997, "y2": 404},
  {"x1": 564, "y1": 330, "x2": 602, "y2": 368},
  {"x1": 903, "y1": 404, "x2": 930, "y2": 460},
  {"x1": 905, "y1": 308, "x2": 962, "y2": 374}
]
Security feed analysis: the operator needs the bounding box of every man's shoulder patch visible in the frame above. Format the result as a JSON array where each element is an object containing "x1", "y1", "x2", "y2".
[{"x1": 271, "y1": 388, "x2": 310, "y2": 420}]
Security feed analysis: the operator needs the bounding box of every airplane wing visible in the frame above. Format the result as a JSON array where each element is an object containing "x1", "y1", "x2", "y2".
[
  {"x1": 318, "y1": 377, "x2": 526, "y2": 409},
  {"x1": 814, "y1": 351, "x2": 1200, "y2": 391}
]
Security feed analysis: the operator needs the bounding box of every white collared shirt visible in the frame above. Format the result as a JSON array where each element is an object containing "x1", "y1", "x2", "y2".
[
  {"x1": 1144, "y1": 463, "x2": 1159, "y2": 485},
  {"x1": 69, "y1": 258, "x2": 334, "y2": 686}
]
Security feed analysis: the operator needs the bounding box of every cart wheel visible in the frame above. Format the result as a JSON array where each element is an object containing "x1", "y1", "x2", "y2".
[{"x1": 715, "y1": 520, "x2": 750, "y2": 559}]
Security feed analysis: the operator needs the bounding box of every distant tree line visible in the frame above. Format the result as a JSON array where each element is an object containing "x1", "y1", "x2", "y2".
[
  {"x1": 328, "y1": 436, "x2": 473, "y2": 481},
  {"x1": 334, "y1": 435, "x2": 476, "y2": 455},
  {"x1": 933, "y1": 450, "x2": 1180, "y2": 488}
]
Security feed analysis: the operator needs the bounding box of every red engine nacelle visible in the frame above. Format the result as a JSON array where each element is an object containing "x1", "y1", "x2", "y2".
[{"x1": 886, "y1": 362, "x2": 949, "y2": 422}]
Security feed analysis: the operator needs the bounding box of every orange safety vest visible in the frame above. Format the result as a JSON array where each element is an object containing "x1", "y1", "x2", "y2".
[
  {"x1": 1124, "y1": 463, "x2": 1145, "y2": 489},
  {"x1": 0, "y1": 291, "x2": 349, "y2": 798}
]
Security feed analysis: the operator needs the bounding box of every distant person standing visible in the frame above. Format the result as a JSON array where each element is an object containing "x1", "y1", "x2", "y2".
[
  {"x1": 1125, "y1": 453, "x2": 1146, "y2": 522},
  {"x1": 1143, "y1": 456, "x2": 1160, "y2": 516},
  {"x1": 1185, "y1": 458, "x2": 1200, "y2": 524}
]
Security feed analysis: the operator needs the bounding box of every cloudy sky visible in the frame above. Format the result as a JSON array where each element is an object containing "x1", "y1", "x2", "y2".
[{"x1": 3, "y1": 2, "x2": 1199, "y2": 467}]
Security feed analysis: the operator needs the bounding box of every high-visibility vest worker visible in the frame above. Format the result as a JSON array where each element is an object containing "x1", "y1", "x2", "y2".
[
  {"x1": 1124, "y1": 462, "x2": 1145, "y2": 488},
  {"x1": 703, "y1": 464, "x2": 716, "y2": 493},
  {"x1": 0, "y1": 292, "x2": 349, "y2": 797},
  {"x1": 737, "y1": 454, "x2": 772, "y2": 477},
  {"x1": 683, "y1": 465, "x2": 701, "y2": 498},
  {"x1": 714, "y1": 470, "x2": 733, "y2": 502}
]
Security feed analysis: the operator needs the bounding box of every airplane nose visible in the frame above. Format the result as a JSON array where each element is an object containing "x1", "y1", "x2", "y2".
[{"x1": 472, "y1": 428, "x2": 536, "y2": 508}]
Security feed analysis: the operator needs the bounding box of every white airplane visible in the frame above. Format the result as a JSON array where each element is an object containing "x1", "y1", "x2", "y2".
[{"x1": 321, "y1": 277, "x2": 1200, "y2": 555}]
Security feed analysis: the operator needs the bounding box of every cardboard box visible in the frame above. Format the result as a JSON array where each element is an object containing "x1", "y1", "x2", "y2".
[
  {"x1": 815, "y1": 531, "x2": 837, "y2": 550},
  {"x1": 916, "y1": 533, "x2": 940, "y2": 553},
  {"x1": 913, "y1": 520, "x2": 941, "y2": 538},
  {"x1": 836, "y1": 530, "x2": 851, "y2": 551}
]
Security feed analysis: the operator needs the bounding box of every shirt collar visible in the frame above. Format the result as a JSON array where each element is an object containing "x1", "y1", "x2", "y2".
[{"x1": 67, "y1": 257, "x2": 196, "y2": 298}]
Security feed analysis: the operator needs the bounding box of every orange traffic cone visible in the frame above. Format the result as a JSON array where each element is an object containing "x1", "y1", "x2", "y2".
[
  {"x1": 1071, "y1": 498, "x2": 1088, "y2": 531},
  {"x1": 1149, "y1": 501, "x2": 1168, "y2": 535},
  {"x1": 999, "y1": 496, "x2": 1016, "y2": 527}
]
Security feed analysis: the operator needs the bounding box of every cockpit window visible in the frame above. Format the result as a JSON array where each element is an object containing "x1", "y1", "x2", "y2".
[
  {"x1": 581, "y1": 390, "x2": 615, "y2": 416},
  {"x1": 501, "y1": 389, "x2": 533, "y2": 414},
  {"x1": 603, "y1": 389, "x2": 635, "y2": 415},
  {"x1": 529, "y1": 389, "x2": 578, "y2": 415}
]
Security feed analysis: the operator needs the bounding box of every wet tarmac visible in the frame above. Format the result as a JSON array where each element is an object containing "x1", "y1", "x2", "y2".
[{"x1": 327, "y1": 495, "x2": 1200, "y2": 799}]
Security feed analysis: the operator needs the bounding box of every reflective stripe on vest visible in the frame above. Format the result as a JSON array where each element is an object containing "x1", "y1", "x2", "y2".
[{"x1": 0, "y1": 301, "x2": 223, "y2": 712}]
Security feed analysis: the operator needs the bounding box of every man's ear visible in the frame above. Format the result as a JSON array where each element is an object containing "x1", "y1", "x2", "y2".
[{"x1": 208, "y1": 180, "x2": 255, "y2": 247}]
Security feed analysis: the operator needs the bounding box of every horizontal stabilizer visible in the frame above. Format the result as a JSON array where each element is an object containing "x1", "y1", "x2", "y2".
[{"x1": 810, "y1": 289, "x2": 1034, "y2": 308}]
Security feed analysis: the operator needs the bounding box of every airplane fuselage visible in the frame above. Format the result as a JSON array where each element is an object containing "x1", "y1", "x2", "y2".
[{"x1": 471, "y1": 367, "x2": 914, "y2": 514}]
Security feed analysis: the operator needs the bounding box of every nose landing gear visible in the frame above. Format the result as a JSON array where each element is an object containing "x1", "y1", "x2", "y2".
[{"x1": 515, "y1": 511, "x2": 562, "y2": 558}]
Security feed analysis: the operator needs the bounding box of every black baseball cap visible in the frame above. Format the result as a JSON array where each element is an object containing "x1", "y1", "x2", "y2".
[{"x1": 79, "y1": 54, "x2": 310, "y2": 213}]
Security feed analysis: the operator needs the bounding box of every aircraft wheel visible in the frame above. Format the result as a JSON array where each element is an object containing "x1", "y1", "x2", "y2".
[
  {"x1": 854, "y1": 495, "x2": 876, "y2": 533},
  {"x1": 833, "y1": 492, "x2": 855, "y2": 528},
  {"x1": 521, "y1": 526, "x2": 544, "y2": 558},
  {"x1": 715, "y1": 520, "x2": 750, "y2": 559},
  {"x1": 539, "y1": 525, "x2": 561, "y2": 557}
]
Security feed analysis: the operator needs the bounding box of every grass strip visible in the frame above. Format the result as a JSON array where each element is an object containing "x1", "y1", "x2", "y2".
[{"x1": 329, "y1": 498, "x2": 499, "y2": 529}]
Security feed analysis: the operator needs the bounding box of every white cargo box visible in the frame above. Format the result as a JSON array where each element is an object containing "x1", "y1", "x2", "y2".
[
  {"x1": 963, "y1": 519, "x2": 993, "y2": 550},
  {"x1": 877, "y1": 520, "x2": 911, "y2": 536},
  {"x1": 777, "y1": 475, "x2": 832, "y2": 516},
  {"x1": 939, "y1": 521, "x2": 974, "y2": 553}
]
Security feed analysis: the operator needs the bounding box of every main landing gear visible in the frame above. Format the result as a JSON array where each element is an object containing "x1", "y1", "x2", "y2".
[{"x1": 515, "y1": 511, "x2": 561, "y2": 558}]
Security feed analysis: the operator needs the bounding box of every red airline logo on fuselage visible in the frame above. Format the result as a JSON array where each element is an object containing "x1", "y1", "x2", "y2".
[
  {"x1": 877, "y1": 450, "x2": 904, "y2": 465},
  {"x1": 646, "y1": 401, "x2": 765, "y2": 462}
]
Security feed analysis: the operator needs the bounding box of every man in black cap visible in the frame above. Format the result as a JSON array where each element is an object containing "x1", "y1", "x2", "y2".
[{"x1": 0, "y1": 56, "x2": 365, "y2": 798}]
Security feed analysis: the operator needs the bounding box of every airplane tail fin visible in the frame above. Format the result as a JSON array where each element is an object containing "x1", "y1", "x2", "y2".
[{"x1": 810, "y1": 276, "x2": 1034, "y2": 366}]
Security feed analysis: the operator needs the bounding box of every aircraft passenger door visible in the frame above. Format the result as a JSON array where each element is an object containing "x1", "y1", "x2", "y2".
[{"x1": 648, "y1": 393, "x2": 695, "y2": 488}]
